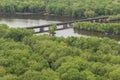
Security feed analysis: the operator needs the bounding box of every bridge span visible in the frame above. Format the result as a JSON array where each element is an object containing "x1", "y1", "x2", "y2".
[{"x1": 25, "y1": 16, "x2": 109, "y2": 33}]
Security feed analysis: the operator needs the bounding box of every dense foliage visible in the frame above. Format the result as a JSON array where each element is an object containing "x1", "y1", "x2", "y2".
[
  {"x1": 73, "y1": 22, "x2": 120, "y2": 34},
  {"x1": 49, "y1": 24, "x2": 57, "y2": 36},
  {"x1": 0, "y1": 0, "x2": 120, "y2": 17},
  {"x1": 0, "y1": 24, "x2": 120, "y2": 80},
  {"x1": 109, "y1": 14, "x2": 120, "y2": 21}
]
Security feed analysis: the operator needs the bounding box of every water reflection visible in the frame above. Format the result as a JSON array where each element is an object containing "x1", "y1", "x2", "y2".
[
  {"x1": 55, "y1": 28, "x2": 90, "y2": 38},
  {"x1": 0, "y1": 14, "x2": 76, "y2": 21},
  {"x1": 0, "y1": 16, "x2": 62, "y2": 28}
]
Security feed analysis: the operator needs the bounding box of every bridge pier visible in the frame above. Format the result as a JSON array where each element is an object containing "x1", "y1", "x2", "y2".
[
  {"x1": 63, "y1": 24, "x2": 68, "y2": 29},
  {"x1": 91, "y1": 20, "x2": 96, "y2": 22},
  {"x1": 69, "y1": 23, "x2": 73, "y2": 27},
  {"x1": 105, "y1": 18, "x2": 109, "y2": 23},
  {"x1": 101, "y1": 19, "x2": 109, "y2": 23},
  {"x1": 98, "y1": 19, "x2": 102, "y2": 22},
  {"x1": 39, "y1": 27, "x2": 44, "y2": 32}
]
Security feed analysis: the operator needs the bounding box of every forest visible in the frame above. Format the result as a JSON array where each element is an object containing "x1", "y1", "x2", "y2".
[
  {"x1": 0, "y1": 24, "x2": 120, "y2": 80},
  {"x1": 0, "y1": 0, "x2": 120, "y2": 80},
  {"x1": 1, "y1": 0, "x2": 120, "y2": 17}
]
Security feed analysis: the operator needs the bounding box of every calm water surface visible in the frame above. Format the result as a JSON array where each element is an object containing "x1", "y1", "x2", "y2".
[
  {"x1": 0, "y1": 14, "x2": 85, "y2": 37},
  {"x1": 0, "y1": 14, "x2": 119, "y2": 41}
]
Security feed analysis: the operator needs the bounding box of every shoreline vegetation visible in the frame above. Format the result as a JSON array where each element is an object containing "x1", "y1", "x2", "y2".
[
  {"x1": 1, "y1": 13, "x2": 120, "y2": 22},
  {"x1": 0, "y1": 0, "x2": 120, "y2": 19},
  {"x1": 73, "y1": 22, "x2": 120, "y2": 35},
  {"x1": 109, "y1": 14, "x2": 120, "y2": 21}
]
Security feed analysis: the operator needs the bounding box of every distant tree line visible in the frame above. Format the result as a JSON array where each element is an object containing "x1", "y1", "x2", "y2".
[
  {"x1": 0, "y1": 0, "x2": 120, "y2": 18},
  {"x1": 0, "y1": 24, "x2": 120, "y2": 80}
]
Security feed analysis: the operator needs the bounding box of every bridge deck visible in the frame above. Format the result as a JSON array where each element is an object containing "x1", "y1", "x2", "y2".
[{"x1": 25, "y1": 16, "x2": 108, "y2": 29}]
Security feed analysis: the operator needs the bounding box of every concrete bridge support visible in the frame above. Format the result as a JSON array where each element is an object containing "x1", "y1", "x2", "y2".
[
  {"x1": 91, "y1": 20, "x2": 96, "y2": 22},
  {"x1": 102, "y1": 19, "x2": 109, "y2": 23},
  {"x1": 98, "y1": 19, "x2": 102, "y2": 22},
  {"x1": 39, "y1": 27, "x2": 44, "y2": 32},
  {"x1": 69, "y1": 23, "x2": 73, "y2": 27},
  {"x1": 63, "y1": 24, "x2": 68, "y2": 29}
]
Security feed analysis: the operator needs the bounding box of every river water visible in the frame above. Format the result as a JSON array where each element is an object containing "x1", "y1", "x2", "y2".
[{"x1": 0, "y1": 14, "x2": 119, "y2": 41}]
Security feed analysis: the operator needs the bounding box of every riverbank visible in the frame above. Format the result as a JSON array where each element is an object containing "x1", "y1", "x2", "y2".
[
  {"x1": 0, "y1": 13, "x2": 78, "y2": 21},
  {"x1": 0, "y1": 12, "x2": 88, "y2": 20},
  {"x1": 2, "y1": 12, "x2": 120, "y2": 22}
]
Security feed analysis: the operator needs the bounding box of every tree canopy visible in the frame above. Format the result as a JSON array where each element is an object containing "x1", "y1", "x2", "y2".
[
  {"x1": 0, "y1": 24, "x2": 120, "y2": 80},
  {"x1": 1, "y1": 0, "x2": 120, "y2": 17}
]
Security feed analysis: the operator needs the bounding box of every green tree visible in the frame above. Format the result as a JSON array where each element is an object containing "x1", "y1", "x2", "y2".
[
  {"x1": 4, "y1": 28, "x2": 34, "y2": 41},
  {"x1": 49, "y1": 24, "x2": 57, "y2": 36},
  {"x1": 80, "y1": 70, "x2": 96, "y2": 80},
  {"x1": 109, "y1": 68, "x2": 120, "y2": 80},
  {"x1": 84, "y1": 10, "x2": 96, "y2": 18},
  {"x1": 0, "y1": 24, "x2": 9, "y2": 38},
  {"x1": 0, "y1": 66, "x2": 6, "y2": 77},
  {"x1": 1, "y1": 74, "x2": 18, "y2": 80},
  {"x1": 61, "y1": 69, "x2": 81, "y2": 80}
]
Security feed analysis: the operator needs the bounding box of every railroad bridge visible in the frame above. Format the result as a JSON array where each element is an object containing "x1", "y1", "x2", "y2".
[{"x1": 26, "y1": 16, "x2": 109, "y2": 33}]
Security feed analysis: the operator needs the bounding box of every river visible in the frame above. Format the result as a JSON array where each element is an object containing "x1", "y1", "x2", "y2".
[{"x1": 0, "y1": 14, "x2": 119, "y2": 41}]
